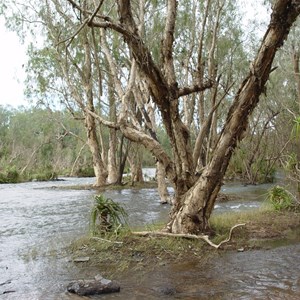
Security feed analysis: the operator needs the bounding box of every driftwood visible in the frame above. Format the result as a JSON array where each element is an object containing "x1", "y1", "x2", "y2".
[{"x1": 132, "y1": 223, "x2": 246, "y2": 249}]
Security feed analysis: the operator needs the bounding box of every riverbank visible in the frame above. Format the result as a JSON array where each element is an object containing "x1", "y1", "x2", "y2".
[{"x1": 69, "y1": 206, "x2": 300, "y2": 281}]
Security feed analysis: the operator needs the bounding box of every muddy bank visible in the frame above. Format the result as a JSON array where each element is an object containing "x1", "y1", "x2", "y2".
[{"x1": 70, "y1": 241, "x2": 300, "y2": 300}]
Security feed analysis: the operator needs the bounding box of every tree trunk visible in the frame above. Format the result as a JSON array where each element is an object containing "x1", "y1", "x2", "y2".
[
  {"x1": 169, "y1": 1, "x2": 300, "y2": 234},
  {"x1": 116, "y1": 135, "x2": 129, "y2": 185},
  {"x1": 292, "y1": 46, "x2": 300, "y2": 109},
  {"x1": 156, "y1": 160, "x2": 172, "y2": 204},
  {"x1": 83, "y1": 28, "x2": 107, "y2": 187},
  {"x1": 127, "y1": 144, "x2": 144, "y2": 185},
  {"x1": 85, "y1": 113, "x2": 107, "y2": 186},
  {"x1": 107, "y1": 72, "x2": 119, "y2": 184},
  {"x1": 107, "y1": 137, "x2": 118, "y2": 184}
]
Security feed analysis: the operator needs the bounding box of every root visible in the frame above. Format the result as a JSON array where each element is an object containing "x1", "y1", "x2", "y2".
[{"x1": 132, "y1": 223, "x2": 246, "y2": 249}]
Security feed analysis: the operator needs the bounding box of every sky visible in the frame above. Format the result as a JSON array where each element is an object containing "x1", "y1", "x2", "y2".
[
  {"x1": 0, "y1": 1, "x2": 270, "y2": 108},
  {"x1": 0, "y1": 17, "x2": 28, "y2": 108}
]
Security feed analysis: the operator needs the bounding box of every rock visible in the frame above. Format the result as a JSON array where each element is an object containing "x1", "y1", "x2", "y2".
[
  {"x1": 67, "y1": 275, "x2": 120, "y2": 296},
  {"x1": 153, "y1": 286, "x2": 176, "y2": 296}
]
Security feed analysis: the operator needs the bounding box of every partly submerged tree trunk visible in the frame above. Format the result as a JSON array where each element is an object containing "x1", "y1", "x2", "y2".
[
  {"x1": 156, "y1": 160, "x2": 172, "y2": 204},
  {"x1": 107, "y1": 137, "x2": 118, "y2": 184},
  {"x1": 85, "y1": 113, "x2": 107, "y2": 186},
  {"x1": 127, "y1": 144, "x2": 144, "y2": 185},
  {"x1": 169, "y1": 1, "x2": 300, "y2": 234}
]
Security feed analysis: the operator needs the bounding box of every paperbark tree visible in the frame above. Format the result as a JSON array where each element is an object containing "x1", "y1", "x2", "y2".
[
  {"x1": 4, "y1": 0, "x2": 299, "y2": 233},
  {"x1": 170, "y1": 1, "x2": 300, "y2": 233},
  {"x1": 63, "y1": 0, "x2": 299, "y2": 233},
  {"x1": 5, "y1": 0, "x2": 110, "y2": 186},
  {"x1": 82, "y1": 0, "x2": 300, "y2": 233}
]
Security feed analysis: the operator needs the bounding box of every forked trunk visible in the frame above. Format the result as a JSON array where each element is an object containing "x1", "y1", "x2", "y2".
[{"x1": 169, "y1": 1, "x2": 300, "y2": 234}]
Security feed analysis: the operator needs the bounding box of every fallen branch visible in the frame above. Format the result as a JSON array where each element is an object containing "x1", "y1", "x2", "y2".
[{"x1": 132, "y1": 223, "x2": 246, "y2": 249}]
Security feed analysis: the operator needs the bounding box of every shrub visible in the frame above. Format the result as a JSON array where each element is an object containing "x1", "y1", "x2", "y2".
[
  {"x1": 90, "y1": 194, "x2": 128, "y2": 236},
  {"x1": 0, "y1": 167, "x2": 20, "y2": 183},
  {"x1": 74, "y1": 166, "x2": 95, "y2": 177}
]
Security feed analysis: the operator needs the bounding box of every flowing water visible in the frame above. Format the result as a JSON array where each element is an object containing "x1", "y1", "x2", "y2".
[{"x1": 0, "y1": 175, "x2": 299, "y2": 299}]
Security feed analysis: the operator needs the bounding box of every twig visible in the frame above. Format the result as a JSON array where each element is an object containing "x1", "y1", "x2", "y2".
[
  {"x1": 132, "y1": 223, "x2": 246, "y2": 249},
  {"x1": 58, "y1": 0, "x2": 105, "y2": 47}
]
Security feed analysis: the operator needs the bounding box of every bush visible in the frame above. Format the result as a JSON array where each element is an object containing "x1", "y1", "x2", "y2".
[
  {"x1": 30, "y1": 171, "x2": 58, "y2": 181},
  {"x1": 0, "y1": 167, "x2": 20, "y2": 183},
  {"x1": 74, "y1": 166, "x2": 95, "y2": 177}
]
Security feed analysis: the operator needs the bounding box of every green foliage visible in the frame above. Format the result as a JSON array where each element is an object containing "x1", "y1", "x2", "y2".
[
  {"x1": 90, "y1": 195, "x2": 128, "y2": 236},
  {"x1": 74, "y1": 166, "x2": 95, "y2": 177},
  {"x1": 29, "y1": 168, "x2": 58, "y2": 182},
  {"x1": 285, "y1": 152, "x2": 298, "y2": 171},
  {"x1": 0, "y1": 167, "x2": 20, "y2": 183},
  {"x1": 0, "y1": 106, "x2": 91, "y2": 181},
  {"x1": 266, "y1": 185, "x2": 298, "y2": 211},
  {"x1": 291, "y1": 116, "x2": 300, "y2": 139}
]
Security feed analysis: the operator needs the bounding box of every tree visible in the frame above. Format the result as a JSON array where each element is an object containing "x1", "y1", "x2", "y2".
[
  {"x1": 2, "y1": 0, "x2": 299, "y2": 233},
  {"x1": 73, "y1": 0, "x2": 299, "y2": 234}
]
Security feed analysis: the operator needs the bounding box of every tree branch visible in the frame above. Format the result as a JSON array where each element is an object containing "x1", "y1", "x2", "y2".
[
  {"x1": 178, "y1": 80, "x2": 213, "y2": 97},
  {"x1": 85, "y1": 108, "x2": 120, "y2": 129},
  {"x1": 161, "y1": 0, "x2": 177, "y2": 84}
]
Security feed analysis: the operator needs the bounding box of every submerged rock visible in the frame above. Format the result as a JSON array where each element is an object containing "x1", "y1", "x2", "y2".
[{"x1": 67, "y1": 275, "x2": 120, "y2": 296}]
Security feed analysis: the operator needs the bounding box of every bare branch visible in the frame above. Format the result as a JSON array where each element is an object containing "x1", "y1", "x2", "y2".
[
  {"x1": 178, "y1": 80, "x2": 213, "y2": 97},
  {"x1": 85, "y1": 108, "x2": 120, "y2": 130},
  {"x1": 120, "y1": 123, "x2": 175, "y2": 181}
]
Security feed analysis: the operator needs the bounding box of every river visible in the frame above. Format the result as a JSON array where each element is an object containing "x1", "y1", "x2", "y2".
[{"x1": 0, "y1": 176, "x2": 299, "y2": 299}]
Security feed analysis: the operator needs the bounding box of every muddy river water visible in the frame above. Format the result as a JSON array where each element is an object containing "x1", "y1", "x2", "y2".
[{"x1": 0, "y1": 175, "x2": 299, "y2": 299}]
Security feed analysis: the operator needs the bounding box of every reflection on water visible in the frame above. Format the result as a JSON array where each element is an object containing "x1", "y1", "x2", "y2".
[{"x1": 0, "y1": 177, "x2": 299, "y2": 299}]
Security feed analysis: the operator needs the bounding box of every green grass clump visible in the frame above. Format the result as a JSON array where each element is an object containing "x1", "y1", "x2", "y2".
[
  {"x1": 266, "y1": 185, "x2": 299, "y2": 211},
  {"x1": 90, "y1": 194, "x2": 128, "y2": 236}
]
